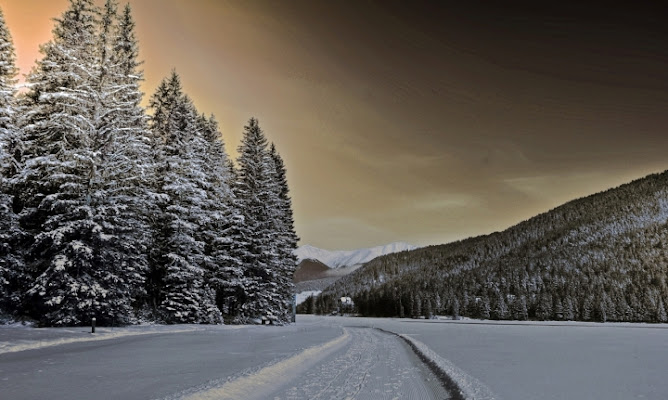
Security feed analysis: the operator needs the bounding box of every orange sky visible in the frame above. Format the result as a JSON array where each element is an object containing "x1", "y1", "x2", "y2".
[{"x1": 2, "y1": 1, "x2": 668, "y2": 250}]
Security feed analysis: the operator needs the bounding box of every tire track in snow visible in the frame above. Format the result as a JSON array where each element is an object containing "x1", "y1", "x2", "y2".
[
  {"x1": 180, "y1": 328, "x2": 351, "y2": 400},
  {"x1": 397, "y1": 333, "x2": 497, "y2": 400},
  {"x1": 272, "y1": 327, "x2": 449, "y2": 400}
]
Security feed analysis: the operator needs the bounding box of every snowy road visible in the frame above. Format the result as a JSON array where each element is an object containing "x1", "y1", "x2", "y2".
[
  {"x1": 184, "y1": 327, "x2": 448, "y2": 400},
  {"x1": 270, "y1": 327, "x2": 448, "y2": 400},
  {"x1": 0, "y1": 321, "x2": 344, "y2": 399},
  {"x1": 0, "y1": 320, "x2": 448, "y2": 399}
]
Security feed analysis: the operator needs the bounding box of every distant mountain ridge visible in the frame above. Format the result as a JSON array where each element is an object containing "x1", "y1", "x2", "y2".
[
  {"x1": 294, "y1": 242, "x2": 417, "y2": 269},
  {"x1": 313, "y1": 170, "x2": 668, "y2": 323}
]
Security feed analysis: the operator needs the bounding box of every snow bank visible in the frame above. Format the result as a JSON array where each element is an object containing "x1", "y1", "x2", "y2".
[
  {"x1": 398, "y1": 333, "x2": 498, "y2": 400},
  {"x1": 0, "y1": 324, "x2": 208, "y2": 355}
]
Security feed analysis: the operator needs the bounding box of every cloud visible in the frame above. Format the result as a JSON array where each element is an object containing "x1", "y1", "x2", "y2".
[{"x1": 413, "y1": 193, "x2": 482, "y2": 211}]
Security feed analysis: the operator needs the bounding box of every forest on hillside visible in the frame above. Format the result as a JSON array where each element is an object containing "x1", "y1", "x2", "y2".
[
  {"x1": 304, "y1": 171, "x2": 668, "y2": 323},
  {"x1": 0, "y1": 0, "x2": 298, "y2": 327}
]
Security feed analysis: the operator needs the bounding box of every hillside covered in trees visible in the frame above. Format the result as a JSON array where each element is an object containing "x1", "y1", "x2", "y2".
[
  {"x1": 0, "y1": 0, "x2": 297, "y2": 326},
  {"x1": 308, "y1": 171, "x2": 668, "y2": 323}
]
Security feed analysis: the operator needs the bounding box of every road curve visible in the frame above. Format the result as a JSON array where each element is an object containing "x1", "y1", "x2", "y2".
[{"x1": 186, "y1": 326, "x2": 449, "y2": 400}]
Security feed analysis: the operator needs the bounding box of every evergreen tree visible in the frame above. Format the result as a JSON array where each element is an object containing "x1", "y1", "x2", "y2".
[
  {"x1": 514, "y1": 295, "x2": 528, "y2": 321},
  {"x1": 491, "y1": 291, "x2": 508, "y2": 320},
  {"x1": 412, "y1": 293, "x2": 421, "y2": 317},
  {"x1": 480, "y1": 296, "x2": 491, "y2": 319},
  {"x1": 16, "y1": 0, "x2": 113, "y2": 326},
  {"x1": 0, "y1": 6, "x2": 17, "y2": 176},
  {"x1": 535, "y1": 291, "x2": 553, "y2": 320},
  {"x1": 434, "y1": 292, "x2": 442, "y2": 315},
  {"x1": 0, "y1": 6, "x2": 22, "y2": 311},
  {"x1": 451, "y1": 297, "x2": 460, "y2": 320},
  {"x1": 234, "y1": 118, "x2": 285, "y2": 322},
  {"x1": 216, "y1": 160, "x2": 251, "y2": 321},
  {"x1": 269, "y1": 143, "x2": 299, "y2": 322},
  {"x1": 424, "y1": 296, "x2": 433, "y2": 318},
  {"x1": 194, "y1": 113, "x2": 244, "y2": 322},
  {"x1": 581, "y1": 295, "x2": 594, "y2": 321},
  {"x1": 88, "y1": 0, "x2": 154, "y2": 323},
  {"x1": 147, "y1": 71, "x2": 220, "y2": 324},
  {"x1": 563, "y1": 295, "x2": 575, "y2": 320}
]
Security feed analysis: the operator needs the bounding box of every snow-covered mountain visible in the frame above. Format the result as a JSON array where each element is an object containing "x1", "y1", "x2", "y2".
[{"x1": 295, "y1": 242, "x2": 417, "y2": 269}]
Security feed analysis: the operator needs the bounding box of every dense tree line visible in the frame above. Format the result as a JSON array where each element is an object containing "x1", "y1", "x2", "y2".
[
  {"x1": 0, "y1": 1, "x2": 297, "y2": 326},
  {"x1": 308, "y1": 171, "x2": 668, "y2": 323}
]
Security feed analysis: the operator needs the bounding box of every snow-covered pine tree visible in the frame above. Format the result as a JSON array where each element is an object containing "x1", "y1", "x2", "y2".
[
  {"x1": 147, "y1": 72, "x2": 220, "y2": 324},
  {"x1": 16, "y1": 0, "x2": 149, "y2": 326},
  {"x1": 269, "y1": 143, "x2": 298, "y2": 322},
  {"x1": 0, "y1": 6, "x2": 17, "y2": 177},
  {"x1": 0, "y1": 6, "x2": 23, "y2": 311},
  {"x1": 234, "y1": 118, "x2": 285, "y2": 322},
  {"x1": 144, "y1": 77, "x2": 172, "y2": 314},
  {"x1": 83, "y1": 0, "x2": 154, "y2": 324},
  {"x1": 15, "y1": 0, "x2": 108, "y2": 326},
  {"x1": 216, "y1": 153, "x2": 252, "y2": 321},
  {"x1": 194, "y1": 114, "x2": 247, "y2": 322}
]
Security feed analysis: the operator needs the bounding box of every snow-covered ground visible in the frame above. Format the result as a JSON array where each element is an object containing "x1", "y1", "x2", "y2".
[
  {"x1": 0, "y1": 322, "x2": 207, "y2": 355},
  {"x1": 295, "y1": 242, "x2": 416, "y2": 268},
  {"x1": 3, "y1": 315, "x2": 667, "y2": 399},
  {"x1": 322, "y1": 315, "x2": 668, "y2": 400}
]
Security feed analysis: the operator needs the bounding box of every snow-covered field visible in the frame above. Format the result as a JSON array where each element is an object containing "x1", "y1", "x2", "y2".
[{"x1": 324, "y1": 315, "x2": 668, "y2": 400}]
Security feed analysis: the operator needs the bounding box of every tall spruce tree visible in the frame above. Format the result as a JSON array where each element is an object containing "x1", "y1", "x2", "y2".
[
  {"x1": 195, "y1": 114, "x2": 247, "y2": 321},
  {"x1": 0, "y1": 6, "x2": 22, "y2": 311},
  {"x1": 15, "y1": 0, "x2": 107, "y2": 326},
  {"x1": 86, "y1": 0, "x2": 154, "y2": 324},
  {"x1": 269, "y1": 143, "x2": 298, "y2": 321},
  {"x1": 147, "y1": 72, "x2": 220, "y2": 324},
  {"x1": 235, "y1": 118, "x2": 293, "y2": 323},
  {"x1": 217, "y1": 154, "x2": 252, "y2": 321}
]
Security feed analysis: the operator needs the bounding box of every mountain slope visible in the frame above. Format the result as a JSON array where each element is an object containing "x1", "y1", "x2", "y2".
[
  {"x1": 293, "y1": 259, "x2": 331, "y2": 283},
  {"x1": 295, "y1": 242, "x2": 417, "y2": 269},
  {"x1": 313, "y1": 170, "x2": 668, "y2": 322}
]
